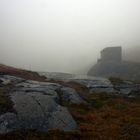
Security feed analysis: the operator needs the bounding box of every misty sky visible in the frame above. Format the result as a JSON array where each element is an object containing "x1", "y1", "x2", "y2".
[{"x1": 0, "y1": 0, "x2": 140, "y2": 74}]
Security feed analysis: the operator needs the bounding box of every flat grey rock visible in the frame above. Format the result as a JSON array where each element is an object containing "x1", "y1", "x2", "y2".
[
  {"x1": 112, "y1": 81, "x2": 136, "y2": 95},
  {"x1": 15, "y1": 80, "x2": 61, "y2": 102},
  {"x1": 0, "y1": 113, "x2": 19, "y2": 134},
  {"x1": 71, "y1": 77, "x2": 113, "y2": 88},
  {"x1": 0, "y1": 91, "x2": 77, "y2": 134},
  {"x1": 70, "y1": 77, "x2": 115, "y2": 93},
  {"x1": 1, "y1": 74, "x2": 139, "y2": 134},
  {"x1": 47, "y1": 106, "x2": 77, "y2": 131},
  {"x1": 16, "y1": 80, "x2": 61, "y2": 91},
  {"x1": 0, "y1": 75, "x2": 77, "y2": 134},
  {"x1": 0, "y1": 75, "x2": 24, "y2": 85},
  {"x1": 60, "y1": 87, "x2": 85, "y2": 104}
]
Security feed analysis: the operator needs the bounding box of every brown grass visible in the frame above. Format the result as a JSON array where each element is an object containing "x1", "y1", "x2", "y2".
[
  {"x1": 67, "y1": 94, "x2": 140, "y2": 140},
  {"x1": 0, "y1": 64, "x2": 46, "y2": 81},
  {"x1": 0, "y1": 91, "x2": 139, "y2": 140}
]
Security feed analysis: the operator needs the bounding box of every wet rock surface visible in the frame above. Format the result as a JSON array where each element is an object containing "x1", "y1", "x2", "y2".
[
  {"x1": 60, "y1": 87, "x2": 85, "y2": 104},
  {"x1": 0, "y1": 113, "x2": 19, "y2": 134},
  {"x1": 8, "y1": 91, "x2": 76, "y2": 132},
  {"x1": 0, "y1": 75, "x2": 77, "y2": 134},
  {"x1": 0, "y1": 75, "x2": 24, "y2": 85},
  {"x1": 0, "y1": 74, "x2": 139, "y2": 134},
  {"x1": 111, "y1": 80, "x2": 140, "y2": 96},
  {"x1": 69, "y1": 76, "x2": 115, "y2": 93}
]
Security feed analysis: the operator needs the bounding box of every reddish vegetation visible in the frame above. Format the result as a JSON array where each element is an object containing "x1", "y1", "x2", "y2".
[
  {"x1": 0, "y1": 93, "x2": 139, "y2": 140},
  {"x1": 0, "y1": 64, "x2": 46, "y2": 81},
  {"x1": 68, "y1": 98, "x2": 140, "y2": 140}
]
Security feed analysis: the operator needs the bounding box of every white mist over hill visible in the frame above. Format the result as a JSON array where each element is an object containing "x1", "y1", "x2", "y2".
[{"x1": 0, "y1": 0, "x2": 140, "y2": 74}]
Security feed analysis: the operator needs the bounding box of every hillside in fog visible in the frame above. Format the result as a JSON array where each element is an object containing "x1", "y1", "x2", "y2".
[
  {"x1": 88, "y1": 47, "x2": 140, "y2": 82},
  {"x1": 0, "y1": 0, "x2": 140, "y2": 139}
]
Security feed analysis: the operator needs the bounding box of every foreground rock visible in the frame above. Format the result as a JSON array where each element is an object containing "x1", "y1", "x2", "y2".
[
  {"x1": 0, "y1": 75, "x2": 77, "y2": 134},
  {"x1": 0, "y1": 74, "x2": 139, "y2": 134},
  {"x1": 68, "y1": 75, "x2": 140, "y2": 97},
  {"x1": 60, "y1": 87, "x2": 85, "y2": 104},
  {"x1": 110, "y1": 79, "x2": 140, "y2": 96},
  {"x1": 0, "y1": 91, "x2": 77, "y2": 134}
]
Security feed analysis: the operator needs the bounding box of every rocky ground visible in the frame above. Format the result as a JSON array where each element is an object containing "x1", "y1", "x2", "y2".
[{"x1": 0, "y1": 69, "x2": 140, "y2": 139}]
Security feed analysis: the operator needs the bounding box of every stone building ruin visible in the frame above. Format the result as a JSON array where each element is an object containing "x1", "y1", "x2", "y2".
[
  {"x1": 98, "y1": 46, "x2": 122, "y2": 63},
  {"x1": 88, "y1": 46, "x2": 140, "y2": 81}
]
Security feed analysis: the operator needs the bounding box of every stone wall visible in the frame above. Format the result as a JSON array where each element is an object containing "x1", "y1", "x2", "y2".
[
  {"x1": 99, "y1": 47, "x2": 122, "y2": 62},
  {"x1": 88, "y1": 46, "x2": 140, "y2": 82}
]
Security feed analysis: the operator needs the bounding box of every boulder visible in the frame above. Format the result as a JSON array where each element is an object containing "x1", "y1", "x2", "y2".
[
  {"x1": 0, "y1": 91, "x2": 77, "y2": 134},
  {"x1": 60, "y1": 87, "x2": 85, "y2": 104},
  {"x1": 113, "y1": 81, "x2": 140, "y2": 96},
  {"x1": 15, "y1": 80, "x2": 62, "y2": 102},
  {"x1": 70, "y1": 76, "x2": 115, "y2": 93}
]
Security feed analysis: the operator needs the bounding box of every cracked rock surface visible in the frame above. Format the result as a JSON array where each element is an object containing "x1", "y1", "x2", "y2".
[
  {"x1": 60, "y1": 87, "x2": 85, "y2": 104},
  {"x1": 0, "y1": 75, "x2": 77, "y2": 134},
  {"x1": 0, "y1": 74, "x2": 139, "y2": 134},
  {"x1": 69, "y1": 76, "x2": 115, "y2": 93}
]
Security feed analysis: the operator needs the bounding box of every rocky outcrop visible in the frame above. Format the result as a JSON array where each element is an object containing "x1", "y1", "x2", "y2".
[
  {"x1": 110, "y1": 79, "x2": 140, "y2": 97},
  {"x1": 0, "y1": 91, "x2": 77, "y2": 133},
  {"x1": 69, "y1": 76, "x2": 115, "y2": 93},
  {"x1": 0, "y1": 75, "x2": 24, "y2": 85},
  {"x1": 0, "y1": 75, "x2": 77, "y2": 134},
  {"x1": 10, "y1": 91, "x2": 76, "y2": 132},
  {"x1": 0, "y1": 74, "x2": 139, "y2": 134},
  {"x1": 0, "y1": 113, "x2": 19, "y2": 134},
  {"x1": 60, "y1": 87, "x2": 85, "y2": 104},
  {"x1": 69, "y1": 75, "x2": 140, "y2": 97}
]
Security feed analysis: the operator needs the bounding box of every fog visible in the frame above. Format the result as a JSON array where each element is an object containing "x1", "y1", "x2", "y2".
[{"x1": 0, "y1": 0, "x2": 140, "y2": 74}]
